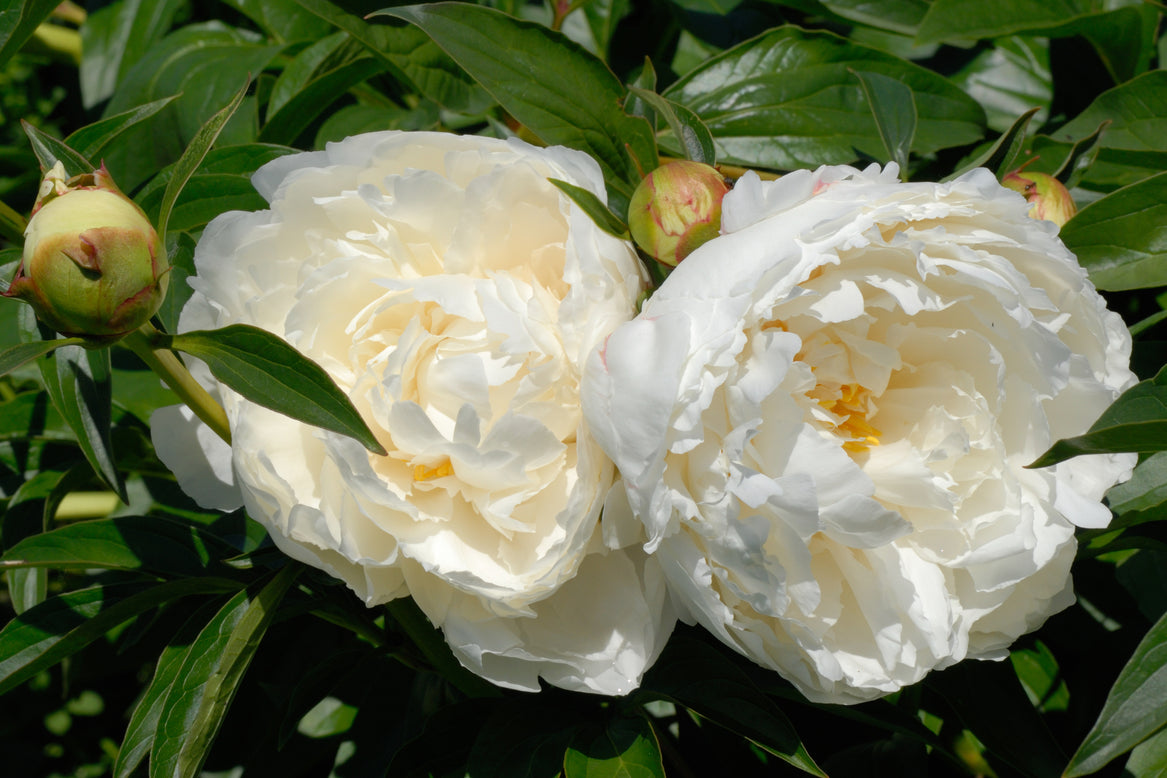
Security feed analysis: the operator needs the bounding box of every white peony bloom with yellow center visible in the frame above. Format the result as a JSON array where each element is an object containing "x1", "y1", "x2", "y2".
[
  {"x1": 153, "y1": 131, "x2": 673, "y2": 695},
  {"x1": 583, "y1": 163, "x2": 1135, "y2": 704}
]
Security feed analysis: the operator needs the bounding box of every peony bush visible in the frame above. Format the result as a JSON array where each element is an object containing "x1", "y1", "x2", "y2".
[{"x1": 1, "y1": 3, "x2": 1165, "y2": 777}]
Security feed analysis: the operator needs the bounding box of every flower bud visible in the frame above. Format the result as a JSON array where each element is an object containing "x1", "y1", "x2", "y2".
[
  {"x1": 628, "y1": 160, "x2": 730, "y2": 266},
  {"x1": 4, "y1": 162, "x2": 167, "y2": 345},
  {"x1": 1001, "y1": 168, "x2": 1077, "y2": 228}
]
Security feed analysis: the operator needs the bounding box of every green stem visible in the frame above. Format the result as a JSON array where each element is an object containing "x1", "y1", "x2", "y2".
[{"x1": 123, "y1": 324, "x2": 232, "y2": 444}]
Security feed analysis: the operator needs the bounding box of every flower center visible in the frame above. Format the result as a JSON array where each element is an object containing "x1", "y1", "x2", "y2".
[
  {"x1": 413, "y1": 458, "x2": 454, "y2": 482},
  {"x1": 814, "y1": 382, "x2": 881, "y2": 454}
]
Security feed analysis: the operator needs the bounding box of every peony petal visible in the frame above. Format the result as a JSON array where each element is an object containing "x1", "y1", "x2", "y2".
[{"x1": 150, "y1": 405, "x2": 241, "y2": 512}]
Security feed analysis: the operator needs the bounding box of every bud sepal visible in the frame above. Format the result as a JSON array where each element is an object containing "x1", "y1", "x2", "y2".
[{"x1": 3, "y1": 162, "x2": 168, "y2": 346}]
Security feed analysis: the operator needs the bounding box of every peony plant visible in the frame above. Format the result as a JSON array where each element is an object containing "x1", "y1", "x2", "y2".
[{"x1": 1, "y1": 2, "x2": 1165, "y2": 777}]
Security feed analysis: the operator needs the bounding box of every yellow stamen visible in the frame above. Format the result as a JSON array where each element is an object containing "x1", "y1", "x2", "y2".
[
  {"x1": 819, "y1": 383, "x2": 882, "y2": 453},
  {"x1": 413, "y1": 459, "x2": 454, "y2": 481}
]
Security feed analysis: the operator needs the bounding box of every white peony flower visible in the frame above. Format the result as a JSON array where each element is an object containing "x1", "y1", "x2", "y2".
[
  {"x1": 582, "y1": 163, "x2": 1136, "y2": 704},
  {"x1": 152, "y1": 131, "x2": 673, "y2": 695}
]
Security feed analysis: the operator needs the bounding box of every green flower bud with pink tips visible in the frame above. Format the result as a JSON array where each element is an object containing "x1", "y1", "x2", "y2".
[
  {"x1": 628, "y1": 160, "x2": 730, "y2": 267},
  {"x1": 4, "y1": 162, "x2": 167, "y2": 345},
  {"x1": 1001, "y1": 167, "x2": 1077, "y2": 228}
]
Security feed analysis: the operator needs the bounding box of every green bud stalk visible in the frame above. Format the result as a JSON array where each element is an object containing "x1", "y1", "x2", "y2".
[
  {"x1": 4, "y1": 162, "x2": 168, "y2": 346},
  {"x1": 628, "y1": 160, "x2": 730, "y2": 267}
]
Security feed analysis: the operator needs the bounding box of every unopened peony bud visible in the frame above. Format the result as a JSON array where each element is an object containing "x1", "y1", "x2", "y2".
[
  {"x1": 628, "y1": 160, "x2": 730, "y2": 266},
  {"x1": 4, "y1": 162, "x2": 167, "y2": 345},
  {"x1": 1001, "y1": 168, "x2": 1077, "y2": 228}
]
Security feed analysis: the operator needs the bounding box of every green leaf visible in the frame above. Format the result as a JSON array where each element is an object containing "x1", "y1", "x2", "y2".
[
  {"x1": 5, "y1": 568, "x2": 46, "y2": 615},
  {"x1": 101, "y1": 24, "x2": 279, "y2": 193},
  {"x1": 663, "y1": 25, "x2": 985, "y2": 171},
  {"x1": 0, "y1": 0, "x2": 60, "y2": 71},
  {"x1": 114, "y1": 601, "x2": 223, "y2": 778},
  {"x1": 641, "y1": 633, "x2": 826, "y2": 776},
  {"x1": 64, "y1": 96, "x2": 180, "y2": 161},
  {"x1": 0, "y1": 196, "x2": 26, "y2": 243},
  {"x1": 150, "y1": 564, "x2": 301, "y2": 778},
  {"x1": 167, "y1": 324, "x2": 386, "y2": 455},
  {"x1": 852, "y1": 69, "x2": 916, "y2": 172},
  {"x1": 919, "y1": 3, "x2": 1153, "y2": 83},
  {"x1": 2, "y1": 469, "x2": 64, "y2": 545},
  {"x1": 260, "y1": 57, "x2": 387, "y2": 146},
  {"x1": 79, "y1": 0, "x2": 185, "y2": 109},
  {"x1": 1060, "y1": 171, "x2": 1167, "y2": 292},
  {"x1": 1011, "y1": 641, "x2": 1069, "y2": 713},
  {"x1": 946, "y1": 107, "x2": 1040, "y2": 182},
  {"x1": 387, "y1": 698, "x2": 498, "y2": 778},
  {"x1": 672, "y1": 0, "x2": 743, "y2": 13},
  {"x1": 950, "y1": 36, "x2": 1051, "y2": 134},
  {"x1": 583, "y1": 0, "x2": 632, "y2": 60},
  {"x1": 137, "y1": 145, "x2": 295, "y2": 234},
  {"x1": 1074, "y1": 6, "x2": 1156, "y2": 86},
  {"x1": 1107, "y1": 451, "x2": 1167, "y2": 516},
  {"x1": 266, "y1": 31, "x2": 349, "y2": 116},
  {"x1": 1056, "y1": 70, "x2": 1167, "y2": 155},
  {"x1": 50, "y1": 345, "x2": 124, "y2": 501},
  {"x1": 277, "y1": 647, "x2": 375, "y2": 747},
  {"x1": 157, "y1": 80, "x2": 250, "y2": 247},
  {"x1": 550, "y1": 179, "x2": 629, "y2": 238},
  {"x1": 222, "y1": 0, "x2": 332, "y2": 43},
  {"x1": 1115, "y1": 550, "x2": 1167, "y2": 624},
  {"x1": 563, "y1": 714, "x2": 665, "y2": 778},
  {"x1": 0, "y1": 515, "x2": 237, "y2": 577},
  {"x1": 929, "y1": 659, "x2": 1065, "y2": 778},
  {"x1": 0, "y1": 578, "x2": 243, "y2": 696},
  {"x1": 315, "y1": 101, "x2": 441, "y2": 147},
  {"x1": 21, "y1": 122, "x2": 95, "y2": 175},
  {"x1": 625, "y1": 59, "x2": 657, "y2": 126},
  {"x1": 916, "y1": 0, "x2": 1090, "y2": 43},
  {"x1": 0, "y1": 338, "x2": 85, "y2": 379},
  {"x1": 290, "y1": 0, "x2": 494, "y2": 115},
  {"x1": 1065, "y1": 609, "x2": 1167, "y2": 776},
  {"x1": 465, "y1": 698, "x2": 581, "y2": 778},
  {"x1": 1030, "y1": 365, "x2": 1167, "y2": 468},
  {"x1": 1022, "y1": 70, "x2": 1167, "y2": 191},
  {"x1": 628, "y1": 86, "x2": 716, "y2": 166},
  {"x1": 1, "y1": 466, "x2": 89, "y2": 616},
  {"x1": 1125, "y1": 726, "x2": 1167, "y2": 778},
  {"x1": 379, "y1": 2, "x2": 658, "y2": 208},
  {"x1": 1027, "y1": 140, "x2": 1165, "y2": 194},
  {"x1": 154, "y1": 232, "x2": 196, "y2": 335},
  {"x1": 1050, "y1": 120, "x2": 1109, "y2": 189},
  {"x1": 297, "y1": 696, "x2": 358, "y2": 738},
  {"x1": 809, "y1": 0, "x2": 929, "y2": 36},
  {"x1": 20, "y1": 306, "x2": 128, "y2": 502}
]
